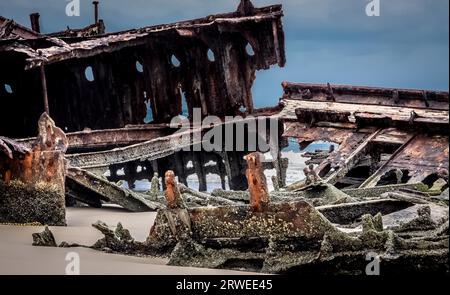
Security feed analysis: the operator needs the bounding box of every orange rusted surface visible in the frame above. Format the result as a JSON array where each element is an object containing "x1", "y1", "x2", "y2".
[
  {"x1": 0, "y1": 113, "x2": 67, "y2": 191},
  {"x1": 245, "y1": 152, "x2": 270, "y2": 212},
  {"x1": 164, "y1": 170, "x2": 185, "y2": 209}
]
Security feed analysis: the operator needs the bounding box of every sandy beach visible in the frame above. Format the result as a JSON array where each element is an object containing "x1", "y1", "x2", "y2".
[{"x1": 0, "y1": 207, "x2": 254, "y2": 275}]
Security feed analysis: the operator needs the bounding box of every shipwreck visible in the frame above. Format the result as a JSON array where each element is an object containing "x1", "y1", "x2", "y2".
[{"x1": 1, "y1": 1, "x2": 448, "y2": 274}]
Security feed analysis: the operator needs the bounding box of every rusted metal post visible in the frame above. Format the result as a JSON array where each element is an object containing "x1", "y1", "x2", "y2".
[
  {"x1": 164, "y1": 170, "x2": 185, "y2": 209},
  {"x1": 326, "y1": 83, "x2": 336, "y2": 101},
  {"x1": 93, "y1": 1, "x2": 99, "y2": 23},
  {"x1": 306, "y1": 164, "x2": 322, "y2": 185},
  {"x1": 272, "y1": 20, "x2": 281, "y2": 65},
  {"x1": 29, "y1": 13, "x2": 40, "y2": 33},
  {"x1": 40, "y1": 65, "x2": 50, "y2": 115},
  {"x1": 245, "y1": 152, "x2": 270, "y2": 212}
]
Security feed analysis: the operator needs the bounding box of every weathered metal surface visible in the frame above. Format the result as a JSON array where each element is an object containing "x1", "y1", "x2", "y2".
[
  {"x1": 245, "y1": 152, "x2": 270, "y2": 212},
  {"x1": 316, "y1": 199, "x2": 414, "y2": 224},
  {"x1": 164, "y1": 170, "x2": 185, "y2": 209},
  {"x1": 1, "y1": 2, "x2": 286, "y2": 138},
  {"x1": 188, "y1": 201, "x2": 335, "y2": 240},
  {"x1": 0, "y1": 113, "x2": 67, "y2": 225},
  {"x1": 291, "y1": 99, "x2": 448, "y2": 132},
  {"x1": 67, "y1": 167, "x2": 164, "y2": 211},
  {"x1": 370, "y1": 128, "x2": 415, "y2": 146},
  {"x1": 1, "y1": 1, "x2": 449, "y2": 275},
  {"x1": 360, "y1": 134, "x2": 449, "y2": 188},
  {"x1": 0, "y1": 15, "x2": 41, "y2": 40},
  {"x1": 17, "y1": 124, "x2": 172, "y2": 151},
  {"x1": 321, "y1": 129, "x2": 382, "y2": 184},
  {"x1": 66, "y1": 126, "x2": 206, "y2": 169},
  {"x1": 47, "y1": 21, "x2": 105, "y2": 38},
  {"x1": 20, "y1": 5, "x2": 285, "y2": 70},
  {"x1": 279, "y1": 80, "x2": 448, "y2": 193},
  {"x1": 342, "y1": 183, "x2": 428, "y2": 199},
  {"x1": 0, "y1": 113, "x2": 68, "y2": 189},
  {"x1": 282, "y1": 82, "x2": 449, "y2": 110},
  {"x1": 283, "y1": 122, "x2": 359, "y2": 145}
]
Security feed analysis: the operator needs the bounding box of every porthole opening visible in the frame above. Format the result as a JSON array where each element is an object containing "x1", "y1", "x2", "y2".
[
  {"x1": 136, "y1": 60, "x2": 144, "y2": 73},
  {"x1": 171, "y1": 55, "x2": 181, "y2": 67},
  {"x1": 4, "y1": 84, "x2": 13, "y2": 94},
  {"x1": 84, "y1": 66, "x2": 95, "y2": 82},
  {"x1": 239, "y1": 105, "x2": 247, "y2": 113},
  {"x1": 246, "y1": 43, "x2": 255, "y2": 56},
  {"x1": 207, "y1": 49, "x2": 215, "y2": 62}
]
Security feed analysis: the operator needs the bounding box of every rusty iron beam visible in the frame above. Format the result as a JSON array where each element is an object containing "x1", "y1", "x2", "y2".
[
  {"x1": 323, "y1": 129, "x2": 382, "y2": 185},
  {"x1": 93, "y1": 1, "x2": 99, "y2": 23},
  {"x1": 359, "y1": 134, "x2": 449, "y2": 188},
  {"x1": 291, "y1": 99, "x2": 448, "y2": 133},
  {"x1": 67, "y1": 167, "x2": 164, "y2": 211},
  {"x1": 370, "y1": 128, "x2": 415, "y2": 146},
  {"x1": 65, "y1": 116, "x2": 271, "y2": 169},
  {"x1": 282, "y1": 122, "x2": 359, "y2": 144},
  {"x1": 29, "y1": 13, "x2": 40, "y2": 33},
  {"x1": 245, "y1": 152, "x2": 270, "y2": 212},
  {"x1": 164, "y1": 170, "x2": 185, "y2": 209},
  {"x1": 19, "y1": 4, "x2": 284, "y2": 69},
  {"x1": 16, "y1": 124, "x2": 172, "y2": 150},
  {"x1": 65, "y1": 126, "x2": 206, "y2": 169},
  {"x1": 282, "y1": 82, "x2": 449, "y2": 110},
  {"x1": 39, "y1": 65, "x2": 49, "y2": 115},
  {"x1": 0, "y1": 15, "x2": 41, "y2": 40}
]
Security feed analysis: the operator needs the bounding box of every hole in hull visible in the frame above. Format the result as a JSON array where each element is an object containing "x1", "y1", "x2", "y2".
[
  {"x1": 245, "y1": 43, "x2": 255, "y2": 56},
  {"x1": 84, "y1": 66, "x2": 95, "y2": 82},
  {"x1": 4, "y1": 84, "x2": 13, "y2": 94},
  {"x1": 136, "y1": 60, "x2": 144, "y2": 73},
  {"x1": 171, "y1": 55, "x2": 181, "y2": 67},
  {"x1": 207, "y1": 49, "x2": 215, "y2": 62}
]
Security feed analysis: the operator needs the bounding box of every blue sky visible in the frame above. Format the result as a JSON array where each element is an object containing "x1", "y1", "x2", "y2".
[{"x1": 1, "y1": 0, "x2": 448, "y2": 107}]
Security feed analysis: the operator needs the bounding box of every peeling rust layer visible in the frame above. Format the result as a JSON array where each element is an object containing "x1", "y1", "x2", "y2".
[
  {"x1": 245, "y1": 152, "x2": 270, "y2": 212},
  {"x1": 0, "y1": 113, "x2": 67, "y2": 225},
  {"x1": 0, "y1": 113, "x2": 67, "y2": 189}
]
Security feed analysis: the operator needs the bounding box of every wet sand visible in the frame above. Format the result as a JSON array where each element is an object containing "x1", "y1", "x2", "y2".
[{"x1": 0, "y1": 207, "x2": 254, "y2": 275}]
